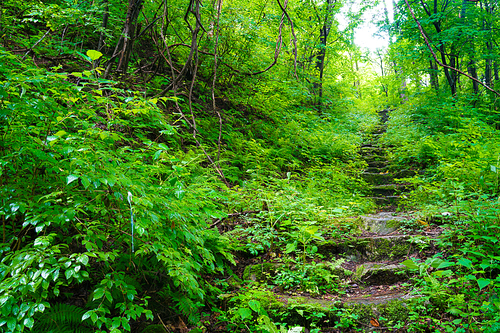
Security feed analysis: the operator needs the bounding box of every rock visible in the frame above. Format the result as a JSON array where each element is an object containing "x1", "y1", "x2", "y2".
[
  {"x1": 344, "y1": 291, "x2": 416, "y2": 305},
  {"x1": 354, "y1": 262, "x2": 409, "y2": 285},
  {"x1": 360, "y1": 212, "x2": 408, "y2": 235}
]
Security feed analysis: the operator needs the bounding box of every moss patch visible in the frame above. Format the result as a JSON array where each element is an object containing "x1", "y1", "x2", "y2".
[{"x1": 242, "y1": 263, "x2": 281, "y2": 282}]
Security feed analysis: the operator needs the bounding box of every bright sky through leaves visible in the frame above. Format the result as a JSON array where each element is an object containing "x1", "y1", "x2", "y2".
[{"x1": 346, "y1": 0, "x2": 393, "y2": 52}]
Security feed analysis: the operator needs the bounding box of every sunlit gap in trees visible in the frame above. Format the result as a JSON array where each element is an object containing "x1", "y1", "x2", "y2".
[{"x1": 338, "y1": 0, "x2": 393, "y2": 52}]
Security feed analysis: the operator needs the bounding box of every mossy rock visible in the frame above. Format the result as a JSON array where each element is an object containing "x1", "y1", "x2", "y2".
[
  {"x1": 342, "y1": 299, "x2": 412, "y2": 331},
  {"x1": 353, "y1": 263, "x2": 409, "y2": 285},
  {"x1": 318, "y1": 235, "x2": 412, "y2": 261},
  {"x1": 272, "y1": 295, "x2": 412, "y2": 331}
]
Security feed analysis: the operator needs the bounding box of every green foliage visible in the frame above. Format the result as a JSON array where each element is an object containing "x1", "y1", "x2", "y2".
[
  {"x1": 33, "y1": 303, "x2": 93, "y2": 333},
  {"x1": 0, "y1": 48, "x2": 235, "y2": 331}
]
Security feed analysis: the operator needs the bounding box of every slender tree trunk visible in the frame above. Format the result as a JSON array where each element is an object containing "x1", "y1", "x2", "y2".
[
  {"x1": 439, "y1": 44, "x2": 457, "y2": 95},
  {"x1": 494, "y1": 61, "x2": 499, "y2": 84},
  {"x1": 98, "y1": 0, "x2": 109, "y2": 51},
  {"x1": 312, "y1": 0, "x2": 336, "y2": 104},
  {"x1": 117, "y1": 0, "x2": 144, "y2": 73},
  {"x1": 104, "y1": 0, "x2": 144, "y2": 77},
  {"x1": 429, "y1": 59, "x2": 439, "y2": 92},
  {"x1": 467, "y1": 60, "x2": 479, "y2": 94}
]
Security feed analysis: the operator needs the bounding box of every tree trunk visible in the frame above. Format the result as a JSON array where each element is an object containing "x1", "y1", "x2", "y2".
[
  {"x1": 312, "y1": 0, "x2": 336, "y2": 104},
  {"x1": 467, "y1": 60, "x2": 479, "y2": 94},
  {"x1": 104, "y1": 0, "x2": 144, "y2": 77},
  {"x1": 429, "y1": 59, "x2": 439, "y2": 92},
  {"x1": 98, "y1": 0, "x2": 109, "y2": 52},
  {"x1": 494, "y1": 61, "x2": 499, "y2": 84}
]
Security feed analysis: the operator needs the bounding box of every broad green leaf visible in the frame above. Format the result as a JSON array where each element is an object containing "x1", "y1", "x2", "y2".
[
  {"x1": 430, "y1": 258, "x2": 443, "y2": 268},
  {"x1": 481, "y1": 236, "x2": 498, "y2": 243},
  {"x1": 401, "y1": 259, "x2": 418, "y2": 270},
  {"x1": 6, "y1": 317, "x2": 16, "y2": 331},
  {"x1": 78, "y1": 254, "x2": 89, "y2": 266},
  {"x1": 285, "y1": 242, "x2": 297, "y2": 253},
  {"x1": 24, "y1": 317, "x2": 34, "y2": 329},
  {"x1": 82, "y1": 310, "x2": 91, "y2": 321},
  {"x1": 65, "y1": 269, "x2": 73, "y2": 280},
  {"x1": 105, "y1": 291, "x2": 113, "y2": 303},
  {"x1": 457, "y1": 258, "x2": 472, "y2": 269},
  {"x1": 66, "y1": 174, "x2": 79, "y2": 185},
  {"x1": 477, "y1": 278, "x2": 490, "y2": 290},
  {"x1": 54, "y1": 130, "x2": 67, "y2": 137},
  {"x1": 238, "y1": 307, "x2": 252, "y2": 320},
  {"x1": 437, "y1": 261, "x2": 455, "y2": 269},
  {"x1": 93, "y1": 288, "x2": 105, "y2": 300},
  {"x1": 87, "y1": 50, "x2": 103, "y2": 61},
  {"x1": 248, "y1": 300, "x2": 261, "y2": 313}
]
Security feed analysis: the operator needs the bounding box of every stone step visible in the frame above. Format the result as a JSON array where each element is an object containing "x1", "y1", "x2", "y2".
[
  {"x1": 343, "y1": 290, "x2": 415, "y2": 305},
  {"x1": 361, "y1": 172, "x2": 394, "y2": 185},
  {"x1": 363, "y1": 154, "x2": 388, "y2": 163},
  {"x1": 362, "y1": 169, "x2": 418, "y2": 182},
  {"x1": 367, "y1": 160, "x2": 389, "y2": 168},
  {"x1": 242, "y1": 260, "x2": 410, "y2": 287},
  {"x1": 360, "y1": 212, "x2": 409, "y2": 235},
  {"x1": 360, "y1": 147, "x2": 386, "y2": 156},
  {"x1": 353, "y1": 262, "x2": 409, "y2": 285},
  {"x1": 365, "y1": 166, "x2": 390, "y2": 173},
  {"x1": 272, "y1": 291, "x2": 417, "y2": 329},
  {"x1": 370, "y1": 196, "x2": 400, "y2": 206},
  {"x1": 372, "y1": 184, "x2": 409, "y2": 196},
  {"x1": 318, "y1": 234, "x2": 419, "y2": 262}
]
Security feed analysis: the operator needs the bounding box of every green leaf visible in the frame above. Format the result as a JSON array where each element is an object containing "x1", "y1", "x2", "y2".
[
  {"x1": 238, "y1": 307, "x2": 252, "y2": 320},
  {"x1": 24, "y1": 317, "x2": 34, "y2": 329},
  {"x1": 6, "y1": 317, "x2": 16, "y2": 331},
  {"x1": 66, "y1": 174, "x2": 79, "y2": 185},
  {"x1": 457, "y1": 258, "x2": 472, "y2": 269},
  {"x1": 76, "y1": 51, "x2": 91, "y2": 62},
  {"x1": 54, "y1": 130, "x2": 67, "y2": 137},
  {"x1": 401, "y1": 259, "x2": 419, "y2": 270},
  {"x1": 105, "y1": 291, "x2": 113, "y2": 303},
  {"x1": 93, "y1": 288, "x2": 105, "y2": 300},
  {"x1": 65, "y1": 269, "x2": 73, "y2": 280},
  {"x1": 0, "y1": 296, "x2": 9, "y2": 306},
  {"x1": 477, "y1": 278, "x2": 491, "y2": 291},
  {"x1": 82, "y1": 310, "x2": 91, "y2": 321},
  {"x1": 87, "y1": 50, "x2": 103, "y2": 61},
  {"x1": 248, "y1": 300, "x2": 261, "y2": 313},
  {"x1": 481, "y1": 236, "x2": 498, "y2": 243},
  {"x1": 437, "y1": 261, "x2": 455, "y2": 269},
  {"x1": 52, "y1": 269, "x2": 60, "y2": 281},
  {"x1": 430, "y1": 258, "x2": 443, "y2": 269},
  {"x1": 285, "y1": 242, "x2": 297, "y2": 253}
]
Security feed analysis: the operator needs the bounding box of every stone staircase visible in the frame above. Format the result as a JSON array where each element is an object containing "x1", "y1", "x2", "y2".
[
  {"x1": 360, "y1": 109, "x2": 417, "y2": 209},
  {"x1": 238, "y1": 109, "x2": 442, "y2": 332}
]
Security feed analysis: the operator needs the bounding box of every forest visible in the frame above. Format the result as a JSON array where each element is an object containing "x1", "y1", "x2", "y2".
[{"x1": 0, "y1": 0, "x2": 499, "y2": 332}]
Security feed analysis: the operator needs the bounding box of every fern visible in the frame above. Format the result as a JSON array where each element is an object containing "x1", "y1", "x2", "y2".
[
  {"x1": 175, "y1": 295, "x2": 202, "y2": 324},
  {"x1": 33, "y1": 303, "x2": 93, "y2": 333}
]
